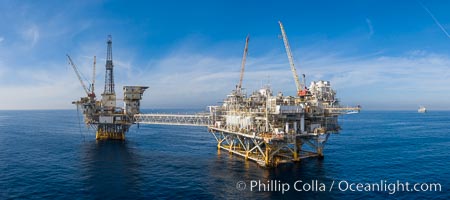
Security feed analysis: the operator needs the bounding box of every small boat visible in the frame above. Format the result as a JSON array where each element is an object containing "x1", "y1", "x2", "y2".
[
  {"x1": 418, "y1": 106, "x2": 427, "y2": 113},
  {"x1": 346, "y1": 105, "x2": 361, "y2": 114},
  {"x1": 346, "y1": 111, "x2": 359, "y2": 114}
]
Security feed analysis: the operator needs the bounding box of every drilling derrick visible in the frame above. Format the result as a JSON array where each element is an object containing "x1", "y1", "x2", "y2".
[
  {"x1": 70, "y1": 35, "x2": 148, "y2": 140},
  {"x1": 102, "y1": 35, "x2": 117, "y2": 110}
]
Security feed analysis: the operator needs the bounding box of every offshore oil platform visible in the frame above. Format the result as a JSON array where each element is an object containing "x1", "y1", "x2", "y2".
[
  {"x1": 205, "y1": 22, "x2": 361, "y2": 166},
  {"x1": 68, "y1": 35, "x2": 148, "y2": 140},
  {"x1": 135, "y1": 21, "x2": 360, "y2": 166},
  {"x1": 71, "y1": 22, "x2": 360, "y2": 167}
]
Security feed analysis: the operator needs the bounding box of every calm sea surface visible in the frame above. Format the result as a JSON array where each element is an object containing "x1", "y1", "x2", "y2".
[{"x1": 0, "y1": 110, "x2": 449, "y2": 199}]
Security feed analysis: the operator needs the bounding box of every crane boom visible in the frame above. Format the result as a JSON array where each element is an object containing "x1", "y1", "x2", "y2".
[
  {"x1": 237, "y1": 35, "x2": 249, "y2": 92},
  {"x1": 278, "y1": 21, "x2": 303, "y2": 95},
  {"x1": 67, "y1": 54, "x2": 90, "y2": 96}
]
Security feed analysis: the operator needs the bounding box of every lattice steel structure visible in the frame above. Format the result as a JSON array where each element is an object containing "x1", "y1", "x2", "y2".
[{"x1": 104, "y1": 35, "x2": 115, "y2": 95}]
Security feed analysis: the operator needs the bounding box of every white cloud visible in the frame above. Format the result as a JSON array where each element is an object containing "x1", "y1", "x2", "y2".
[
  {"x1": 0, "y1": 37, "x2": 4, "y2": 43},
  {"x1": 0, "y1": 84, "x2": 80, "y2": 110},
  {"x1": 118, "y1": 48, "x2": 450, "y2": 110},
  {"x1": 366, "y1": 18, "x2": 374, "y2": 38},
  {"x1": 0, "y1": 66, "x2": 5, "y2": 79},
  {"x1": 1, "y1": 37, "x2": 450, "y2": 110},
  {"x1": 0, "y1": 57, "x2": 89, "y2": 109},
  {"x1": 22, "y1": 25, "x2": 40, "y2": 47}
]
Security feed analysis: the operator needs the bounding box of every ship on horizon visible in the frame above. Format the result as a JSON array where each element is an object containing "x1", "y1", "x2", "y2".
[{"x1": 418, "y1": 106, "x2": 427, "y2": 113}]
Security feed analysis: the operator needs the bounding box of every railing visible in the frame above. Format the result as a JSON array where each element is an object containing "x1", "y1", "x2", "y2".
[
  {"x1": 134, "y1": 113, "x2": 212, "y2": 126},
  {"x1": 325, "y1": 106, "x2": 361, "y2": 114}
]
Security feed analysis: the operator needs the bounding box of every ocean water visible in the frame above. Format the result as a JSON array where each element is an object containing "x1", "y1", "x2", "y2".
[{"x1": 0, "y1": 110, "x2": 449, "y2": 199}]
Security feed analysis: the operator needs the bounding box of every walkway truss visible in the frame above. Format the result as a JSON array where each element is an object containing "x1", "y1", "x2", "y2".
[{"x1": 134, "y1": 113, "x2": 212, "y2": 126}]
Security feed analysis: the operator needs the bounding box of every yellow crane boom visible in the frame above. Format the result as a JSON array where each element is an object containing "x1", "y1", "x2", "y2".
[
  {"x1": 278, "y1": 21, "x2": 304, "y2": 95},
  {"x1": 237, "y1": 35, "x2": 249, "y2": 92}
]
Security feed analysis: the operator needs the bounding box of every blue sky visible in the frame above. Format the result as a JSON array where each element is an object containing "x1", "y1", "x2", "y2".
[{"x1": 0, "y1": 0, "x2": 449, "y2": 110}]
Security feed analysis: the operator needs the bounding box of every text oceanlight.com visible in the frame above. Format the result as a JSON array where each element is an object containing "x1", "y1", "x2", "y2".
[{"x1": 236, "y1": 180, "x2": 442, "y2": 194}]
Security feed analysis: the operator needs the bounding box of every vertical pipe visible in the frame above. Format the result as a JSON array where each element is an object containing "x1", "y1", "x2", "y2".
[
  {"x1": 300, "y1": 114, "x2": 305, "y2": 133},
  {"x1": 294, "y1": 121, "x2": 298, "y2": 133},
  {"x1": 265, "y1": 97, "x2": 269, "y2": 132}
]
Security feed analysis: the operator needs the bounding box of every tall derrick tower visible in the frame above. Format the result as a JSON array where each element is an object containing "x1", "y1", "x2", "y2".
[{"x1": 102, "y1": 35, "x2": 117, "y2": 110}]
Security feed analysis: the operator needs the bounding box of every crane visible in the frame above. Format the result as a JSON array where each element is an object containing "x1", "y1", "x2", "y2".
[
  {"x1": 237, "y1": 35, "x2": 249, "y2": 93},
  {"x1": 278, "y1": 21, "x2": 305, "y2": 96},
  {"x1": 67, "y1": 54, "x2": 94, "y2": 97}
]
